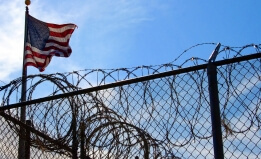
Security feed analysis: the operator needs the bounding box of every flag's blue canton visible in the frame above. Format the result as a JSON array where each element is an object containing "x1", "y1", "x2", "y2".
[{"x1": 27, "y1": 15, "x2": 49, "y2": 50}]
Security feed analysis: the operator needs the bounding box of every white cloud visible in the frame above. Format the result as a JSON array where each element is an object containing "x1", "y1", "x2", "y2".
[
  {"x1": 0, "y1": 0, "x2": 25, "y2": 81},
  {"x1": 47, "y1": 1, "x2": 161, "y2": 71},
  {"x1": 0, "y1": 0, "x2": 167, "y2": 81}
]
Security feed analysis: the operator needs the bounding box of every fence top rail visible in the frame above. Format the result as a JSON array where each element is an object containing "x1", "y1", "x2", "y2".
[{"x1": 0, "y1": 52, "x2": 260, "y2": 111}]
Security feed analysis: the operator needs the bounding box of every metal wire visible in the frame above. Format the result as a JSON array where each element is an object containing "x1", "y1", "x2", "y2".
[{"x1": 0, "y1": 43, "x2": 260, "y2": 158}]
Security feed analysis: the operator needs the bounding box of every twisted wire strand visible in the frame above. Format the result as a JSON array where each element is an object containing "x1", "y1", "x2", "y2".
[{"x1": 0, "y1": 43, "x2": 260, "y2": 158}]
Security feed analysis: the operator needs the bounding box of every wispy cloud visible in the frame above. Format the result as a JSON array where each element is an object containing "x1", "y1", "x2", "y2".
[
  {"x1": 62, "y1": 1, "x2": 159, "y2": 70},
  {"x1": 0, "y1": 0, "x2": 25, "y2": 81},
  {"x1": 0, "y1": 1, "x2": 166, "y2": 81}
]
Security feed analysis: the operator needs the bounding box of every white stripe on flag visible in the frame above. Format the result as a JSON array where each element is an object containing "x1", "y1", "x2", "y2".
[
  {"x1": 26, "y1": 44, "x2": 68, "y2": 56},
  {"x1": 48, "y1": 34, "x2": 73, "y2": 43},
  {"x1": 45, "y1": 42, "x2": 71, "y2": 51},
  {"x1": 48, "y1": 25, "x2": 76, "y2": 33}
]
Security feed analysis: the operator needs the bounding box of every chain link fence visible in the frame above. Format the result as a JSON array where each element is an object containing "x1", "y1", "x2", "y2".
[{"x1": 0, "y1": 44, "x2": 260, "y2": 158}]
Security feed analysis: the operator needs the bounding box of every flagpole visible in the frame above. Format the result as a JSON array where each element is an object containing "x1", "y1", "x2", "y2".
[{"x1": 18, "y1": 1, "x2": 30, "y2": 159}]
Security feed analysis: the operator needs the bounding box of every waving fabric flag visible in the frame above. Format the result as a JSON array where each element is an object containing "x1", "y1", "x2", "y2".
[{"x1": 24, "y1": 15, "x2": 77, "y2": 72}]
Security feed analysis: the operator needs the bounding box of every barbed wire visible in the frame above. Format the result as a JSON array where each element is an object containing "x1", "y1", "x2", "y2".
[
  {"x1": 0, "y1": 43, "x2": 260, "y2": 158},
  {"x1": 1, "y1": 43, "x2": 260, "y2": 93}
]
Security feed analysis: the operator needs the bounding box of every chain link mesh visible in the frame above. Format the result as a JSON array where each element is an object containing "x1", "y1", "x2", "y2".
[{"x1": 0, "y1": 43, "x2": 260, "y2": 158}]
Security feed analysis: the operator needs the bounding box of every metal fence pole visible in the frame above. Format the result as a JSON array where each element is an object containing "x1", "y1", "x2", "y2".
[
  {"x1": 25, "y1": 120, "x2": 31, "y2": 159},
  {"x1": 72, "y1": 100, "x2": 79, "y2": 159},
  {"x1": 207, "y1": 43, "x2": 224, "y2": 159},
  {"x1": 80, "y1": 122, "x2": 87, "y2": 159},
  {"x1": 72, "y1": 115, "x2": 78, "y2": 159}
]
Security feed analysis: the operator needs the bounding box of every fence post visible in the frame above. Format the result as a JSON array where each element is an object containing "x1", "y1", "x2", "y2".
[
  {"x1": 72, "y1": 111, "x2": 78, "y2": 159},
  {"x1": 25, "y1": 120, "x2": 31, "y2": 159},
  {"x1": 207, "y1": 43, "x2": 224, "y2": 159},
  {"x1": 80, "y1": 122, "x2": 86, "y2": 159}
]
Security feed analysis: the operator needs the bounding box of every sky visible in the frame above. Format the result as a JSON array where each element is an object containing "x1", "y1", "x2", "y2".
[
  {"x1": 0, "y1": 0, "x2": 261, "y2": 83},
  {"x1": 0, "y1": 1, "x2": 260, "y2": 158}
]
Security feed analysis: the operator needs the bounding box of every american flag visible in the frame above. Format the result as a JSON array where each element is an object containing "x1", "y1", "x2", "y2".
[{"x1": 24, "y1": 15, "x2": 77, "y2": 72}]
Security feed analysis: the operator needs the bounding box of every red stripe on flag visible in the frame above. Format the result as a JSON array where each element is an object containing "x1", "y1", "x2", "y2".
[
  {"x1": 46, "y1": 39, "x2": 69, "y2": 47},
  {"x1": 47, "y1": 23, "x2": 76, "y2": 28},
  {"x1": 43, "y1": 47, "x2": 72, "y2": 57},
  {"x1": 49, "y1": 29, "x2": 75, "y2": 38},
  {"x1": 25, "y1": 46, "x2": 50, "y2": 58}
]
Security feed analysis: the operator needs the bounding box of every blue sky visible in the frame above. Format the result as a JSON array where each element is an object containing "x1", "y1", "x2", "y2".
[
  {"x1": 0, "y1": 0, "x2": 261, "y2": 83},
  {"x1": 0, "y1": 1, "x2": 260, "y2": 158}
]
